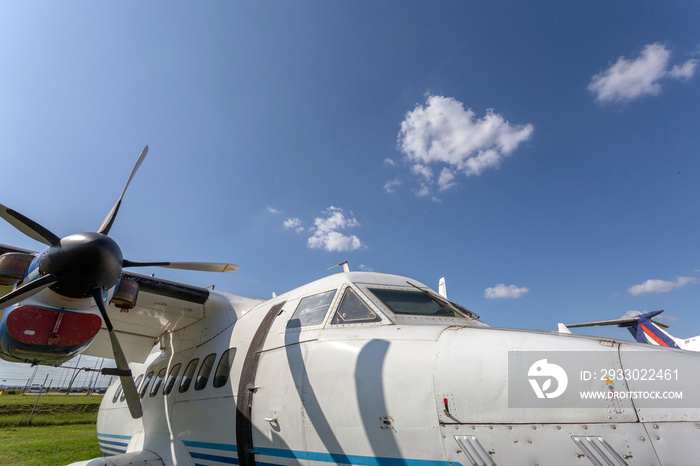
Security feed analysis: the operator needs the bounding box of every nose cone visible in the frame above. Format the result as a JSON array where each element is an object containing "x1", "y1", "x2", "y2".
[{"x1": 39, "y1": 232, "x2": 123, "y2": 298}]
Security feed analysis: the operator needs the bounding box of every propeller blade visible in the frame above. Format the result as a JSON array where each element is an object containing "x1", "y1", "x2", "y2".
[
  {"x1": 0, "y1": 274, "x2": 57, "y2": 309},
  {"x1": 98, "y1": 146, "x2": 149, "y2": 236},
  {"x1": 123, "y1": 260, "x2": 238, "y2": 273},
  {"x1": 0, "y1": 204, "x2": 61, "y2": 247},
  {"x1": 91, "y1": 288, "x2": 143, "y2": 419}
]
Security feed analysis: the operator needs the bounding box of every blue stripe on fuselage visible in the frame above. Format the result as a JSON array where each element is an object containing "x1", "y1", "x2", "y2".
[{"x1": 182, "y1": 440, "x2": 458, "y2": 466}]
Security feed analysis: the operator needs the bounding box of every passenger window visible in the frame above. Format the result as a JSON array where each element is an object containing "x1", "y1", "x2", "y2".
[
  {"x1": 122, "y1": 374, "x2": 144, "y2": 402},
  {"x1": 179, "y1": 359, "x2": 199, "y2": 393},
  {"x1": 331, "y1": 288, "x2": 381, "y2": 325},
  {"x1": 139, "y1": 371, "x2": 154, "y2": 399},
  {"x1": 150, "y1": 367, "x2": 167, "y2": 397},
  {"x1": 287, "y1": 290, "x2": 337, "y2": 328},
  {"x1": 163, "y1": 363, "x2": 182, "y2": 396},
  {"x1": 195, "y1": 353, "x2": 216, "y2": 390},
  {"x1": 213, "y1": 348, "x2": 236, "y2": 388},
  {"x1": 112, "y1": 384, "x2": 123, "y2": 403}
]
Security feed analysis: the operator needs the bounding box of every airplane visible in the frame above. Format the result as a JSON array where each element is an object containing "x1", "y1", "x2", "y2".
[
  {"x1": 558, "y1": 310, "x2": 700, "y2": 351},
  {"x1": 0, "y1": 148, "x2": 699, "y2": 466}
]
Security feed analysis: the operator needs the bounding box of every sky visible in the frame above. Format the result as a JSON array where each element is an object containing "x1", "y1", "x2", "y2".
[{"x1": 1, "y1": 1, "x2": 700, "y2": 383}]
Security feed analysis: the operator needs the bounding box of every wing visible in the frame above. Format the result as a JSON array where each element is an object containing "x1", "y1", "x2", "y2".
[{"x1": 81, "y1": 271, "x2": 211, "y2": 363}]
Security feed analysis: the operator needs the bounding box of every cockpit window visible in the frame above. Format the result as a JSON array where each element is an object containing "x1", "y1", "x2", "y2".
[
  {"x1": 287, "y1": 290, "x2": 337, "y2": 328},
  {"x1": 368, "y1": 288, "x2": 467, "y2": 318},
  {"x1": 331, "y1": 288, "x2": 381, "y2": 325}
]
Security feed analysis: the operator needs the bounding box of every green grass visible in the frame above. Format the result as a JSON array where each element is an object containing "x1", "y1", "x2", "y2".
[{"x1": 0, "y1": 395, "x2": 103, "y2": 465}]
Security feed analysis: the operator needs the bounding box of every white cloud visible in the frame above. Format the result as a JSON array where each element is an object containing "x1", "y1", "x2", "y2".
[
  {"x1": 668, "y1": 60, "x2": 698, "y2": 80},
  {"x1": 307, "y1": 207, "x2": 364, "y2": 252},
  {"x1": 620, "y1": 310, "x2": 642, "y2": 319},
  {"x1": 484, "y1": 283, "x2": 529, "y2": 299},
  {"x1": 267, "y1": 205, "x2": 280, "y2": 214},
  {"x1": 283, "y1": 217, "x2": 304, "y2": 233},
  {"x1": 397, "y1": 95, "x2": 533, "y2": 197},
  {"x1": 384, "y1": 158, "x2": 396, "y2": 166},
  {"x1": 628, "y1": 276, "x2": 697, "y2": 296},
  {"x1": 415, "y1": 183, "x2": 431, "y2": 198},
  {"x1": 411, "y1": 163, "x2": 433, "y2": 180},
  {"x1": 384, "y1": 178, "x2": 402, "y2": 194},
  {"x1": 655, "y1": 313, "x2": 679, "y2": 324},
  {"x1": 620, "y1": 309, "x2": 678, "y2": 324},
  {"x1": 588, "y1": 43, "x2": 698, "y2": 103},
  {"x1": 437, "y1": 168, "x2": 456, "y2": 191}
]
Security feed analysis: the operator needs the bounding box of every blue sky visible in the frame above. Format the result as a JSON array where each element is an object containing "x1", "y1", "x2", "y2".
[{"x1": 1, "y1": 0, "x2": 699, "y2": 378}]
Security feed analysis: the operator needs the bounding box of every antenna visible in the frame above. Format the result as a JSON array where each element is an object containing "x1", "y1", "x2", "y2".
[
  {"x1": 327, "y1": 261, "x2": 350, "y2": 273},
  {"x1": 438, "y1": 277, "x2": 447, "y2": 298}
]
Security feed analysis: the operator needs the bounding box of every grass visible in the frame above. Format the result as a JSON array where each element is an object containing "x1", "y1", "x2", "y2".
[{"x1": 0, "y1": 394, "x2": 103, "y2": 465}]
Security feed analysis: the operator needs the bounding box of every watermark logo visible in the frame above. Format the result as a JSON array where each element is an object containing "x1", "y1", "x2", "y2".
[
  {"x1": 528, "y1": 359, "x2": 568, "y2": 399},
  {"x1": 509, "y1": 351, "x2": 697, "y2": 408}
]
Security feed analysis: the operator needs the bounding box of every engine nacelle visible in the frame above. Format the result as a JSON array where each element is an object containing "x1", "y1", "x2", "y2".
[
  {"x1": 0, "y1": 305, "x2": 102, "y2": 365},
  {"x1": 109, "y1": 278, "x2": 139, "y2": 310},
  {"x1": 0, "y1": 252, "x2": 35, "y2": 286}
]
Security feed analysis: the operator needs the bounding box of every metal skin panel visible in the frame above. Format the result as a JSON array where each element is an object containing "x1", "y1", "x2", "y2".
[
  {"x1": 433, "y1": 327, "x2": 638, "y2": 424},
  {"x1": 299, "y1": 334, "x2": 446, "y2": 464},
  {"x1": 641, "y1": 422, "x2": 700, "y2": 466},
  {"x1": 618, "y1": 343, "x2": 700, "y2": 423},
  {"x1": 251, "y1": 342, "x2": 308, "y2": 466},
  {"x1": 442, "y1": 424, "x2": 658, "y2": 466}
]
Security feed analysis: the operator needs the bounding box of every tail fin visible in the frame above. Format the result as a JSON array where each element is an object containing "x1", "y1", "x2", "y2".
[
  {"x1": 563, "y1": 310, "x2": 681, "y2": 349},
  {"x1": 624, "y1": 310, "x2": 680, "y2": 348}
]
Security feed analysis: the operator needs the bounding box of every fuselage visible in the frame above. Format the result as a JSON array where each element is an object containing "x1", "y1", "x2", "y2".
[{"x1": 94, "y1": 272, "x2": 700, "y2": 466}]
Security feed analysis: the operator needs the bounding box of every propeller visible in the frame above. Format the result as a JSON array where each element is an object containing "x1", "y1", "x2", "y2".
[
  {"x1": 98, "y1": 145, "x2": 148, "y2": 236},
  {"x1": 92, "y1": 287, "x2": 142, "y2": 418},
  {"x1": 0, "y1": 145, "x2": 238, "y2": 418},
  {"x1": 0, "y1": 274, "x2": 58, "y2": 309}
]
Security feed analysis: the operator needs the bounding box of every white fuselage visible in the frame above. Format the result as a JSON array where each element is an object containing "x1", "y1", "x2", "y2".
[{"x1": 94, "y1": 272, "x2": 700, "y2": 466}]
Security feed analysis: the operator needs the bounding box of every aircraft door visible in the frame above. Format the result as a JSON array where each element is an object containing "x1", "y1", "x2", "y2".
[
  {"x1": 247, "y1": 291, "x2": 338, "y2": 466},
  {"x1": 250, "y1": 337, "x2": 308, "y2": 466},
  {"x1": 236, "y1": 299, "x2": 309, "y2": 466}
]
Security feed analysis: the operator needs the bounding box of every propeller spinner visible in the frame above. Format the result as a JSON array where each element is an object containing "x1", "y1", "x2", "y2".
[{"x1": 0, "y1": 146, "x2": 237, "y2": 418}]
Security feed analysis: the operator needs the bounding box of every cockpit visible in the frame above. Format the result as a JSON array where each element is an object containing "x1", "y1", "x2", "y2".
[{"x1": 280, "y1": 272, "x2": 487, "y2": 331}]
